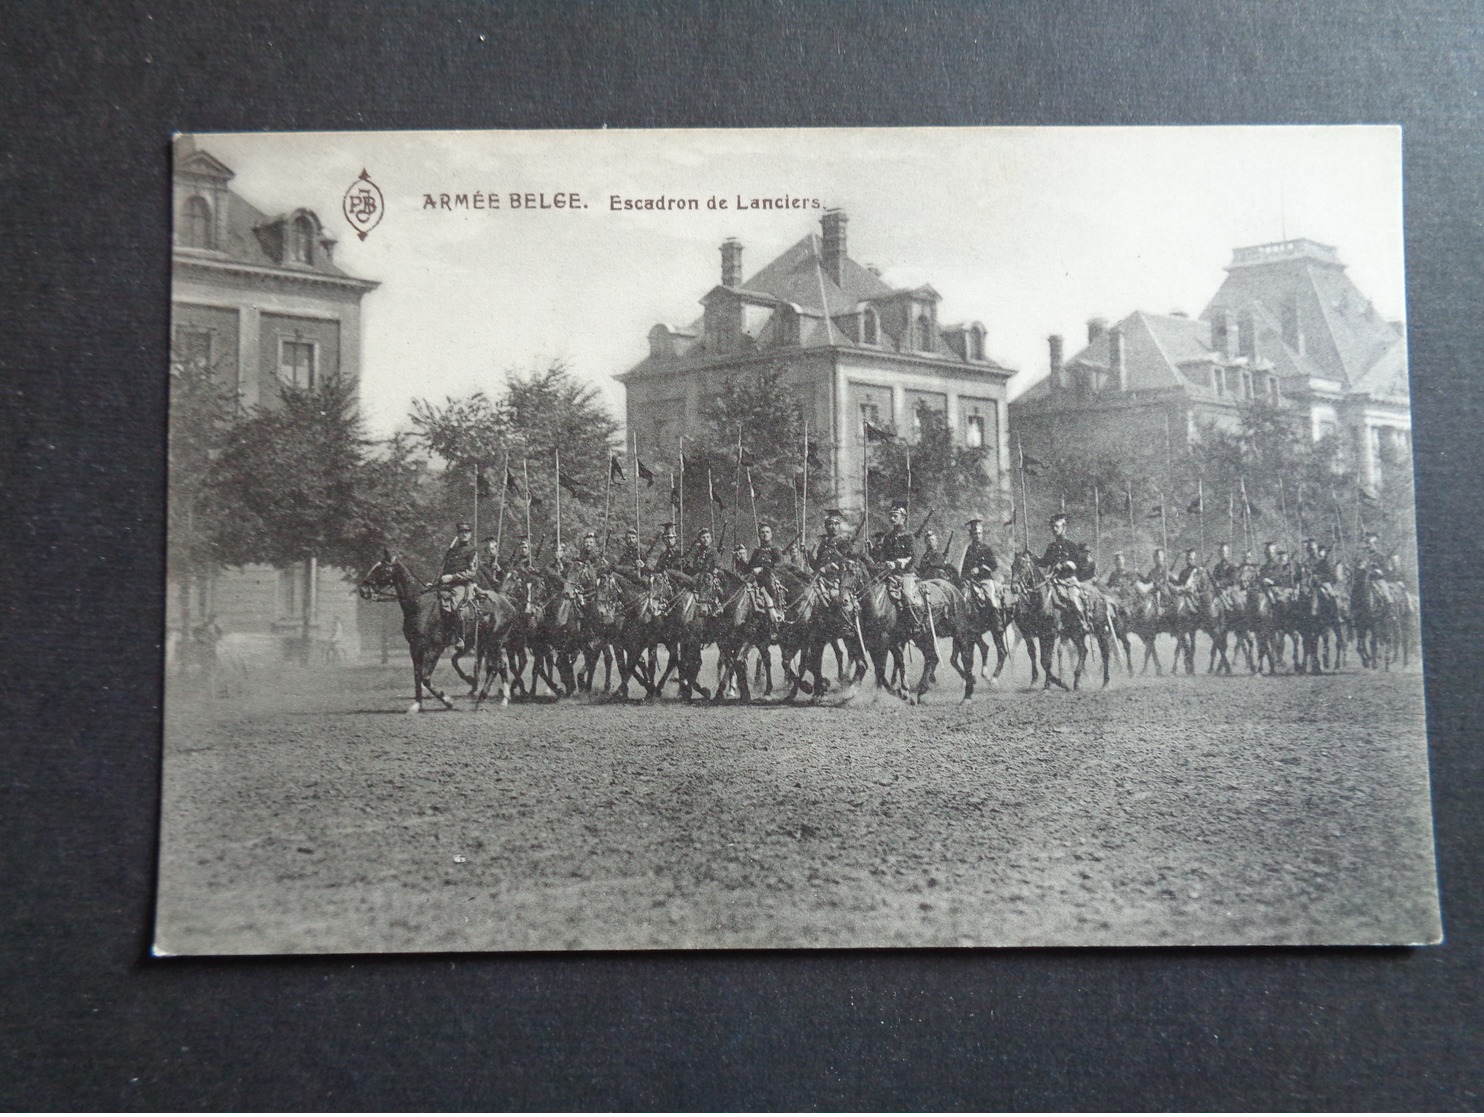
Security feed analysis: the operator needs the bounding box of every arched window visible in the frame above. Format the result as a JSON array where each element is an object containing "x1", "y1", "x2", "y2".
[
  {"x1": 289, "y1": 215, "x2": 315, "y2": 264},
  {"x1": 861, "y1": 307, "x2": 879, "y2": 346},
  {"x1": 182, "y1": 195, "x2": 213, "y2": 248},
  {"x1": 915, "y1": 312, "x2": 933, "y2": 352}
]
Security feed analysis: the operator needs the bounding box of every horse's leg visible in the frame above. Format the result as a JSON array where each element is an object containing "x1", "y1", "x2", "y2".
[
  {"x1": 1098, "y1": 632, "x2": 1112, "y2": 687},
  {"x1": 956, "y1": 635, "x2": 976, "y2": 703}
]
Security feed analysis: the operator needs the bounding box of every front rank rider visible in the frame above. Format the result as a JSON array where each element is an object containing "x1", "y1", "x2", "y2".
[
  {"x1": 917, "y1": 528, "x2": 954, "y2": 581},
  {"x1": 652, "y1": 522, "x2": 683, "y2": 576},
  {"x1": 1038, "y1": 512, "x2": 1090, "y2": 626},
  {"x1": 438, "y1": 520, "x2": 480, "y2": 653},
  {"x1": 959, "y1": 517, "x2": 1001, "y2": 608},
  {"x1": 747, "y1": 523, "x2": 786, "y2": 627},
  {"x1": 812, "y1": 509, "x2": 855, "y2": 574}
]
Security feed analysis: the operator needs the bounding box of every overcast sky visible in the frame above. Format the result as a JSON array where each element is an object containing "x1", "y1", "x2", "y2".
[{"x1": 193, "y1": 127, "x2": 1404, "y2": 439}]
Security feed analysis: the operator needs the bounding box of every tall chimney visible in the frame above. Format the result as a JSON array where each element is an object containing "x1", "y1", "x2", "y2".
[
  {"x1": 720, "y1": 237, "x2": 743, "y2": 287},
  {"x1": 1108, "y1": 326, "x2": 1126, "y2": 391},
  {"x1": 1048, "y1": 334, "x2": 1064, "y2": 390},
  {"x1": 1087, "y1": 317, "x2": 1108, "y2": 346},
  {"x1": 821, "y1": 209, "x2": 848, "y2": 286}
]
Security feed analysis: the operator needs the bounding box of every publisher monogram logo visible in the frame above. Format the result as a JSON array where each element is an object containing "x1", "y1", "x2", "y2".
[{"x1": 343, "y1": 169, "x2": 384, "y2": 241}]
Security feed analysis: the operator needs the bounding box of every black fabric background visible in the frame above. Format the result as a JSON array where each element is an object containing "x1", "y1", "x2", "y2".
[{"x1": 2, "y1": 2, "x2": 1480, "y2": 1108}]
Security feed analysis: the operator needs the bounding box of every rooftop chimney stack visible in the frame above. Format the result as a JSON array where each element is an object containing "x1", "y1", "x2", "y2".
[
  {"x1": 1048, "y1": 334, "x2": 1064, "y2": 390},
  {"x1": 821, "y1": 209, "x2": 848, "y2": 287},
  {"x1": 1108, "y1": 326, "x2": 1127, "y2": 391},
  {"x1": 720, "y1": 237, "x2": 743, "y2": 288},
  {"x1": 1087, "y1": 317, "x2": 1108, "y2": 346}
]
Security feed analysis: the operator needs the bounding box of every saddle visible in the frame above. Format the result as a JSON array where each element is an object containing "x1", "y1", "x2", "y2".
[{"x1": 969, "y1": 577, "x2": 1001, "y2": 610}]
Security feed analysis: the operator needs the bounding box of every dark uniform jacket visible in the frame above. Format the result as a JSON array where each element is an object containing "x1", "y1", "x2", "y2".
[
  {"x1": 1211, "y1": 558, "x2": 1238, "y2": 588},
  {"x1": 1104, "y1": 567, "x2": 1136, "y2": 590},
  {"x1": 916, "y1": 547, "x2": 950, "y2": 579},
  {"x1": 652, "y1": 544, "x2": 683, "y2": 574},
  {"x1": 1174, "y1": 563, "x2": 1199, "y2": 587},
  {"x1": 1145, "y1": 562, "x2": 1171, "y2": 587},
  {"x1": 813, "y1": 533, "x2": 854, "y2": 572},
  {"x1": 748, "y1": 544, "x2": 782, "y2": 572},
  {"x1": 1313, "y1": 557, "x2": 1335, "y2": 584},
  {"x1": 960, "y1": 540, "x2": 999, "y2": 580},
  {"x1": 477, "y1": 556, "x2": 504, "y2": 591},
  {"x1": 877, "y1": 527, "x2": 915, "y2": 569},
  {"x1": 577, "y1": 546, "x2": 609, "y2": 576},
  {"x1": 1041, "y1": 538, "x2": 1083, "y2": 579},
  {"x1": 683, "y1": 545, "x2": 719, "y2": 578},
  {"x1": 617, "y1": 540, "x2": 645, "y2": 570},
  {"x1": 441, "y1": 540, "x2": 479, "y2": 584}
]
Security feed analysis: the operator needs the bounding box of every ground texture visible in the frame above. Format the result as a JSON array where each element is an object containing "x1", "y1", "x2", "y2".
[{"x1": 156, "y1": 646, "x2": 1441, "y2": 954}]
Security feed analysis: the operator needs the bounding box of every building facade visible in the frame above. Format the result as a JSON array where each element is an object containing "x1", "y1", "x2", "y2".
[
  {"x1": 170, "y1": 136, "x2": 380, "y2": 660},
  {"x1": 1010, "y1": 239, "x2": 1410, "y2": 491},
  {"x1": 616, "y1": 211, "x2": 1014, "y2": 512}
]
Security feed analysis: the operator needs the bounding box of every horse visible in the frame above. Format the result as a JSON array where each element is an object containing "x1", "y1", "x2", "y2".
[
  {"x1": 889, "y1": 573, "x2": 979, "y2": 703},
  {"x1": 1035, "y1": 567, "x2": 1121, "y2": 690},
  {"x1": 357, "y1": 550, "x2": 478, "y2": 713},
  {"x1": 469, "y1": 584, "x2": 523, "y2": 707},
  {"x1": 1007, "y1": 551, "x2": 1067, "y2": 690},
  {"x1": 1351, "y1": 566, "x2": 1401, "y2": 671},
  {"x1": 957, "y1": 576, "x2": 1015, "y2": 686}
]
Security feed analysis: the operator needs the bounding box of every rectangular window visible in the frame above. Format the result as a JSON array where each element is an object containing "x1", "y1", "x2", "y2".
[
  {"x1": 280, "y1": 339, "x2": 316, "y2": 388},
  {"x1": 965, "y1": 414, "x2": 984, "y2": 449}
]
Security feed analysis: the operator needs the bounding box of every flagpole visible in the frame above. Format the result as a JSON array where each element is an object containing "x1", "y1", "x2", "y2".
[{"x1": 523, "y1": 456, "x2": 532, "y2": 540}]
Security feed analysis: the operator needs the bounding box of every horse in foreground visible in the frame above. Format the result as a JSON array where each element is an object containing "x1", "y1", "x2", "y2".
[{"x1": 358, "y1": 550, "x2": 479, "y2": 712}]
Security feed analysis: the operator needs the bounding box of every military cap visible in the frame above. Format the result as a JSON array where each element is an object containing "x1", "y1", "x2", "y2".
[
  {"x1": 1112, "y1": 550, "x2": 1125, "y2": 559},
  {"x1": 1049, "y1": 512, "x2": 1068, "y2": 526},
  {"x1": 660, "y1": 521, "x2": 677, "y2": 531},
  {"x1": 481, "y1": 535, "x2": 497, "y2": 544},
  {"x1": 582, "y1": 529, "x2": 597, "y2": 540},
  {"x1": 696, "y1": 526, "x2": 712, "y2": 538},
  {"x1": 964, "y1": 517, "x2": 983, "y2": 528},
  {"x1": 514, "y1": 534, "x2": 529, "y2": 542},
  {"x1": 757, "y1": 522, "x2": 772, "y2": 532},
  {"x1": 456, "y1": 521, "x2": 472, "y2": 532},
  {"x1": 824, "y1": 508, "x2": 845, "y2": 520},
  {"x1": 889, "y1": 498, "x2": 908, "y2": 514}
]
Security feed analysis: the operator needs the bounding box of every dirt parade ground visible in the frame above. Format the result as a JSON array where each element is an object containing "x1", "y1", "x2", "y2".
[{"x1": 155, "y1": 643, "x2": 1441, "y2": 955}]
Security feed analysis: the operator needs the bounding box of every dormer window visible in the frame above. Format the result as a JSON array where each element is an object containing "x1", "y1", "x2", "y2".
[
  {"x1": 968, "y1": 324, "x2": 985, "y2": 362},
  {"x1": 861, "y1": 307, "x2": 879, "y2": 346},
  {"x1": 182, "y1": 195, "x2": 213, "y2": 249},
  {"x1": 915, "y1": 312, "x2": 933, "y2": 352},
  {"x1": 288, "y1": 215, "x2": 315, "y2": 264}
]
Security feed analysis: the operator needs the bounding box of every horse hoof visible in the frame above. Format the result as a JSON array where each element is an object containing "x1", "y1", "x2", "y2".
[{"x1": 406, "y1": 701, "x2": 422, "y2": 715}]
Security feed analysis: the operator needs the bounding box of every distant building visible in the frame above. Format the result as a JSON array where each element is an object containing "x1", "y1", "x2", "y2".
[
  {"x1": 616, "y1": 210, "x2": 1014, "y2": 509},
  {"x1": 1010, "y1": 238, "x2": 1410, "y2": 491},
  {"x1": 170, "y1": 136, "x2": 380, "y2": 660}
]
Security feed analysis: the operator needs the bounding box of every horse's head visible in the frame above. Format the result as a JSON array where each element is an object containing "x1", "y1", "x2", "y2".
[{"x1": 357, "y1": 549, "x2": 401, "y2": 600}]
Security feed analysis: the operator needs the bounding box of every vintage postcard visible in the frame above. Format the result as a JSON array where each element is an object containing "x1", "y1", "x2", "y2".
[{"x1": 158, "y1": 127, "x2": 1439, "y2": 954}]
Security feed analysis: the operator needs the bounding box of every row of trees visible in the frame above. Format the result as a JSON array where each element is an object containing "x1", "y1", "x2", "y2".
[{"x1": 170, "y1": 349, "x2": 1416, "y2": 634}]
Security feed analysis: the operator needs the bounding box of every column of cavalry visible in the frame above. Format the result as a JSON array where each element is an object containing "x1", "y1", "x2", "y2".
[{"x1": 356, "y1": 509, "x2": 1419, "y2": 713}]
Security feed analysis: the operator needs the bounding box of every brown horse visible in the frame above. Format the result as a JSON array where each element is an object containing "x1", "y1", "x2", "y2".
[{"x1": 357, "y1": 550, "x2": 475, "y2": 713}]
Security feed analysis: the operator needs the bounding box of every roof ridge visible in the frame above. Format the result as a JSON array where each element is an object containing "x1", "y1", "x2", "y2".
[{"x1": 1132, "y1": 310, "x2": 1193, "y2": 387}]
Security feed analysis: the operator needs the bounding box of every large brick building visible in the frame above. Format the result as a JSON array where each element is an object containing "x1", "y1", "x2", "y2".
[
  {"x1": 170, "y1": 136, "x2": 379, "y2": 659},
  {"x1": 1010, "y1": 238, "x2": 1410, "y2": 491},
  {"x1": 617, "y1": 210, "x2": 1015, "y2": 511}
]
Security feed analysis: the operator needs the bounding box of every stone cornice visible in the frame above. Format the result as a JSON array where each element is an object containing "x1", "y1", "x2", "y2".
[{"x1": 174, "y1": 252, "x2": 380, "y2": 294}]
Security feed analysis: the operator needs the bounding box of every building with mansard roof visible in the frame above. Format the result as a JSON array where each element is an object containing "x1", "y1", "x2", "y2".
[
  {"x1": 616, "y1": 210, "x2": 1014, "y2": 510},
  {"x1": 1009, "y1": 238, "x2": 1410, "y2": 492},
  {"x1": 170, "y1": 136, "x2": 380, "y2": 661}
]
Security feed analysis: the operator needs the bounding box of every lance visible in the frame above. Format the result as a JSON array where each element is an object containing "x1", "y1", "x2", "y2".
[
  {"x1": 1227, "y1": 491, "x2": 1234, "y2": 550},
  {"x1": 1278, "y1": 475, "x2": 1290, "y2": 552},
  {"x1": 631, "y1": 430, "x2": 641, "y2": 540},
  {"x1": 862, "y1": 438, "x2": 870, "y2": 543},
  {"x1": 602, "y1": 447, "x2": 613, "y2": 550},
  {"x1": 1018, "y1": 438, "x2": 1031, "y2": 552},
  {"x1": 1295, "y1": 481, "x2": 1306, "y2": 545},
  {"x1": 496, "y1": 447, "x2": 509, "y2": 558},
  {"x1": 801, "y1": 418, "x2": 809, "y2": 545},
  {"x1": 677, "y1": 437, "x2": 685, "y2": 544},
  {"x1": 708, "y1": 466, "x2": 717, "y2": 538},
  {"x1": 1093, "y1": 484, "x2": 1101, "y2": 574},
  {"x1": 733, "y1": 424, "x2": 744, "y2": 539},
  {"x1": 1331, "y1": 485, "x2": 1346, "y2": 555},
  {"x1": 1240, "y1": 476, "x2": 1252, "y2": 555},
  {"x1": 1197, "y1": 477, "x2": 1205, "y2": 561},
  {"x1": 554, "y1": 447, "x2": 562, "y2": 552},
  {"x1": 523, "y1": 456, "x2": 532, "y2": 540},
  {"x1": 905, "y1": 445, "x2": 912, "y2": 518},
  {"x1": 1160, "y1": 494, "x2": 1169, "y2": 554},
  {"x1": 1126, "y1": 480, "x2": 1136, "y2": 560},
  {"x1": 746, "y1": 466, "x2": 759, "y2": 540},
  {"x1": 472, "y1": 460, "x2": 480, "y2": 549}
]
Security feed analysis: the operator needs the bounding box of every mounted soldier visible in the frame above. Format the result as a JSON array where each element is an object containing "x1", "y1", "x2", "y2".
[
  {"x1": 748, "y1": 523, "x2": 782, "y2": 572},
  {"x1": 730, "y1": 541, "x2": 751, "y2": 576},
  {"x1": 812, "y1": 508, "x2": 854, "y2": 574},
  {"x1": 745, "y1": 523, "x2": 786, "y2": 628},
  {"x1": 1210, "y1": 542, "x2": 1237, "y2": 589},
  {"x1": 1103, "y1": 550, "x2": 1136, "y2": 593},
  {"x1": 1257, "y1": 541, "x2": 1282, "y2": 585},
  {"x1": 916, "y1": 528, "x2": 954, "y2": 581},
  {"x1": 959, "y1": 517, "x2": 1001, "y2": 608},
  {"x1": 679, "y1": 526, "x2": 720, "y2": 591},
  {"x1": 1038, "y1": 511, "x2": 1091, "y2": 626},
  {"x1": 617, "y1": 526, "x2": 646, "y2": 574},
  {"x1": 576, "y1": 529, "x2": 609, "y2": 578},
  {"x1": 877, "y1": 500, "x2": 915, "y2": 573},
  {"x1": 543, "y1": 539, "x2": 575, "y2": 590},
  {"x1": 1174, "y1": 547, "x2": 1201, "y2": 588},
  {"x1": 652, "y1": 522, "x2": 683, "y2": 575},
  {"x1": 437, "y1": 521, "x2": 480, "y2": 653}
]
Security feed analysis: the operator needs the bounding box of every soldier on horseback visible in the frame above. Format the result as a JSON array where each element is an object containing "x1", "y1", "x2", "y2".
[
  {"x1": 1174, "y1": 547, "x2": 1201, "y2": 588},
  {"x1": 1039, "y1": 512, "x2": 1091, "y2": 626},
  {"x1": 617, "y1": 526, "x2": 647, "y2": 574},
  {"x1": 577, "y1": 529, "x2": 609, "y2": 577},
  {"x1": 1211, "y1": 542, "x2": 1237, "y2": 589},
  {"x1": 878, "y1": 501, "x2": 916, "y2": 572},
  {"x1": 1103, "y1": 551, "x2": 1135, "y2": 592},
  {"x1": 812, "y1": 509, "x2": 854, "y2": 573},
  {"x1": 653, "y1": 522, "x2": 683, "y2": 575},
  {"x1": 916, "y1": 528, "x2": 950, "y2": 580},
  {"x1": 959, "y1": 517, "x2": 1002, "y2": 609},
  {"x1": 438, "y1": 520, "x2": 480, "y2": 653}
]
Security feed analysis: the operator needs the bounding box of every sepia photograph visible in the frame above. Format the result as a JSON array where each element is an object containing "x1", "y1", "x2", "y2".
[{"x1": 158, "y1": 126, "x2": 1439, "y2": 954}]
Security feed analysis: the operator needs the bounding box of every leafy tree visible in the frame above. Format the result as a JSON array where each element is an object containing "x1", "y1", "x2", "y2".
[
  {"x1": 685, "y1": 361, "x2": 831, "y2": 549},
  {"x1": 167, "y1": 338, "x2": 237, "y2": 630},
  {"x1": 865, "y1": 403, "x2": 992, "y2": 539}
]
